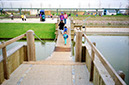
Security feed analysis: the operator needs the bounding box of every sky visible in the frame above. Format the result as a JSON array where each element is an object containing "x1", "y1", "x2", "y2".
[{"x1": 0, "y1": 0, "x2": 128, "y2": 8}]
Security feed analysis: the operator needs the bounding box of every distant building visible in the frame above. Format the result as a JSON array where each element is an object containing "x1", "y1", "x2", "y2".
[
  {"x1": 104, "y1": 10, "x2": 116, "y2": 15},
  {"x1": 87, "y1": 11, "x2": 103, "y2": 15},
  {"x1": 30, "y1": 10, "x2": 37, "y2": 15},
  {"x1": 77, "y1": 11, "x2": 85, "y2": 15},
  {"x1": 118, "y1": 10, "x2": 126, "y2": 15}
]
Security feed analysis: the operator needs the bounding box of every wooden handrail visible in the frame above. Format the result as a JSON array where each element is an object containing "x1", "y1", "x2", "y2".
[
  {"x1": 0, "y1": 34, "x2": 26, "y2": 49},
  {"x1": 83, "y1": 34, "x2": 126, "y2": 85}
]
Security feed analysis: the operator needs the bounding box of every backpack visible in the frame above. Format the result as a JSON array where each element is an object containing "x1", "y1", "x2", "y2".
[
  {"x1": 64, "y1": 28, "x2": 68, "y2": 32},
  {"x1": 42, "y1": 15, "x2": 45, "y2": 19},
  {"x1": 63, "y1": 34, "x2": 68, "y2": 39}
]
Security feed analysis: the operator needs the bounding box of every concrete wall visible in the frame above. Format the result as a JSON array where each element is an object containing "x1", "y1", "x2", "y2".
[{"x1": 0, "y1": 44, "x2": 27, "y2": 84}]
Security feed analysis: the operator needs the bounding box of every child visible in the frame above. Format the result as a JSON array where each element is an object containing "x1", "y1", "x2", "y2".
[
  {"x1": 63, "y1": 32, "x2": 68, "y2": 45},
  {"x1": 50, "y1": 14, "x2": 52, "y2": 18},
  {"x1": 58, "y1": 20, "x2": 65, "y2": 34},
  {"x1": 21, "y1": 14, "x2": 24, "y2": 21},
  {"x1": 64, "y1": 26, "x2": 68, "y2": 33}
]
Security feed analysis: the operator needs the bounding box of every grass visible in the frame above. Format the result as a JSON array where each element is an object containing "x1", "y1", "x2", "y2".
[
  {"x1": 0, "y1": 23, "x2": 56, "y2": 39},
  {"x1": 72, "y1": 15, "x2": 129, "y2": 21},
  {"x1": 72, "y1": 15, "x2": 129, "y2": 27}
]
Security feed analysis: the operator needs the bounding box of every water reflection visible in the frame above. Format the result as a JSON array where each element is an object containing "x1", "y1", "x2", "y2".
[
  {"x1": 0, "y1": 41, "x2": 55, "y2": 61},
  {"x1": 35, "y1": 41, "x2": 55, "y2": 60}
]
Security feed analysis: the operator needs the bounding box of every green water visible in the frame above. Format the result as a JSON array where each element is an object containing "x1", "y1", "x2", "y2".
[
  {"x1": 0, "y1": 35, "x2": 128, "y2": 84},
  {"x1": 0, "y1": 41, "x2": 55, "y2": 61},
  {"x1": 87, "y1": 35, "x2": 129, "y2": 85}
]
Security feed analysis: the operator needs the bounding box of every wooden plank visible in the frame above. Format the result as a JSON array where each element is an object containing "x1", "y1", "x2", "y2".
[
  {"x1": 82, "y1": 43, "x2": 115, "y2": 85},
  {"x1": 23, "y1": 61, "x2": 86, "y2": 65},
  {"x1": 81, "y1": 46, "x2": 86, "y2": 62},
  {"x1": 75, "y1": 31, "x2": 82, "y2": 62},
  {"x1": 23, "y1": 45, "x2": 28, "y2": 61},
  {"x1": 26, "y1": 30, "x2": 35, "y2": 61},
  {"x1": 0, "y1": 61, "x2": 4, "y2": 84},
  {"x1": 84, "y1": 34, "x2": 126, "y2": 85},
  {"x1": 0, "y1": 34, "x2": 26, "y2": 49},
  {"x1": 90, "y1": 42, "x2": 96, "y2": 81},
  {"x1": 2, "y1": 46, "x2": 9, "y2": 79},
  {"x1": 74, "y1": 25, "x2": 82, "y2": 30},
  {"x1": 54, "y1": 47, "x2": 71, "y2": 52},
  {"x1": 74, "y1": 25, "x2": 82, "y2": 27},
  {"x1": 55, "y1": 23, "x2": 58, "y2": 29}
]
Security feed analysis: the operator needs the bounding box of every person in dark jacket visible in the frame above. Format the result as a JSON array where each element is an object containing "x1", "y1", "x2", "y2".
[{"x1": 58, "y1": 20, "x2": 65, "y2": 34}]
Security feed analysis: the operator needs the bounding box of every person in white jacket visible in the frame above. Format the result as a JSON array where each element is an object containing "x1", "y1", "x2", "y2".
[
  {"x1": 10, "y1": 13, "x2": 14, "y2": 20},
  {"x1": 24, "y1": 13, "x2": 26, "y2": 21}
]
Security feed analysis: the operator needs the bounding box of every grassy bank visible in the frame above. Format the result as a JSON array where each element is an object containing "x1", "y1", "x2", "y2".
[
  {"x1": 0, "y1": 23, "x2": 55, "y2": 39},
  {"x1": 72, "y1": 15, "x2": 129, "y2": 21},
  {"x1": 72, "y1": 15, "x2": 129, "y2": 28}
]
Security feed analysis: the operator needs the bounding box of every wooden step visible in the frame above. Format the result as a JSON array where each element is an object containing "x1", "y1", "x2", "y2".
[
  {"x1": 54, "y1": 47, "x2": 71, "y2": 52},
  {"x1": 23, "y1": 61, "x2": 85, "y2": 65}
]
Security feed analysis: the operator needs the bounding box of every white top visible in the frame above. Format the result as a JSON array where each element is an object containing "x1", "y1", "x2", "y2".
[
  {"x1": 10, "y1": 14, "x2": 13, "y2": 17},
  {"x1": 24, "y1": 15, "x2": 26, "y2": 19}
]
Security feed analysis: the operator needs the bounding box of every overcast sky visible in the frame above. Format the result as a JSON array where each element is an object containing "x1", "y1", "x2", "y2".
[{"x1": 0, "y1": 0, "x2": 128, "y2": 8}]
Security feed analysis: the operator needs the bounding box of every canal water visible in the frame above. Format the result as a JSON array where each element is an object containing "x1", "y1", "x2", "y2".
[
  {"x1": 0, "y1": 35, "x2": 128, "y2": 84},
  {"x1": 86, "y1": 35, "x2": 129, "y2": 85},
  {"x1": 0, "y1": 40, "x2": 55, "y2": 61}
]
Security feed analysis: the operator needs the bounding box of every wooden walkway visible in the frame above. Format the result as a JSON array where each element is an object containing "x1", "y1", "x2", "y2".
[{"x1": 2, "y1": 18, "x2": 93, "y2": 85}]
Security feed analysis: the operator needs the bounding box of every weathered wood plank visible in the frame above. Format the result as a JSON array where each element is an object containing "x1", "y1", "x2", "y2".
[
  {"x1": 54, "y1": 47, "x2": 71, "y2": 52},
  {"x1": 2, "y1": 46, "x2": 9, "y2": 79},
  {"x1": 75, "y1": 31, "x2": 82, "y2": 62},
  {"x1": 26, "y1": 30, "x2": 35, "y2": 61},
  {"x1": 90, "y1": 42, "x2": 96, "y2": 81},
  {"x1": 0, "y1": 34, "x2": 26, "y2": 49}
]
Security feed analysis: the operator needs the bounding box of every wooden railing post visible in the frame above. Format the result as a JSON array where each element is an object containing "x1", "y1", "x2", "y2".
[
  {"x1": 117, "y1": 70, "x2": 125, "y2": 81},
  {"x1": 57, "y1": 16, "x2": 60, "y2": 23},
  {"x1": 2, "y1": 42, "x2": 9, "y2": 79},
  {"x1": 75, "y1": 31, "x2": 82, "y2": 62},
  {"x1": 26, "y1": 30, "x2": 36, "y2": 61},
  {"x1": 55, "y1": 23, "x2": 58, "y2": 30},
  {"x1": 90, "y1": 42, "x2": 96, "y2": 81},
  {"x1": 73, "y1": 21, "x2": 75, "y2": 30},
  {"x1": 71, "y1": 17, "x2": 73, "y2": 23},
  {"x1": 81, "y1": 45, "x2": 86, "y2": 62}
]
